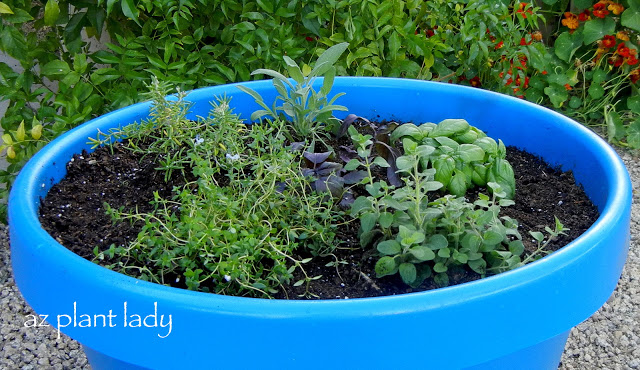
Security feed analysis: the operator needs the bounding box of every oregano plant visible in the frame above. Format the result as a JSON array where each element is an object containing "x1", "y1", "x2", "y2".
[{"x1": 347, "y1": 119, "x2": 550, "y2": 288}]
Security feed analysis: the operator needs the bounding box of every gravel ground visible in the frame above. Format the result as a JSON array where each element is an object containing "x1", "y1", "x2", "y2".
[
  {"x1": 0, "y1": 223, "x2": 90, "y2": 369},
  {"x1": 0, "y1": 148, "x2": 638, "y2": 369},
  {"x1": 559, "y1": 148, "x2": 640, "y2": 370}
]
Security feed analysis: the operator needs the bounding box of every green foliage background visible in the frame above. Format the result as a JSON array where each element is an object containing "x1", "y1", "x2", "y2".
[{"x1": 0, "y1": 0, "x2": 638, "y2": 221}]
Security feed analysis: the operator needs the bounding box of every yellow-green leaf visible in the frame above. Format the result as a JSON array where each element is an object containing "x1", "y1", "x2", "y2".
[
  {"x1": 0, "y1": 2, "x2": 14, "y2": 14},
  {"x1": 2, "y1": 133, "x2": 13, "y2": 145},
  {"x1": 31, "y1": 124, "x2": 43, "y2": 140},
  {"x1": 302, "y1": 63, "x2": 312, "y2": 77},
  {"x1": 16, "y1": 120, "x2": 25, "y2": 141},
  {"x1": 44, "y1": 0, "x2": 60, "y2": 26},
  {"x1": 424, "y1": 52, "x2": 434, "y2": 70},
  {"x1": 6, "y1": 146, "x2": 15, "y2": 159}
]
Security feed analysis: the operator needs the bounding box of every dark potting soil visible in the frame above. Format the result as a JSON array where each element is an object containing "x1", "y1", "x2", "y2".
[{"x1": 39, "y1": 138, "x2": 599, "y2": 300}]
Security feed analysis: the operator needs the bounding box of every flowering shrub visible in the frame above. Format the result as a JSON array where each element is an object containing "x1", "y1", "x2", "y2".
[
  {"x1": 527, "y1": 0, "x2": 640, "y2": 147},
  {"x1": 417, "y1": 0, "x2": 544, "y2": 96}
]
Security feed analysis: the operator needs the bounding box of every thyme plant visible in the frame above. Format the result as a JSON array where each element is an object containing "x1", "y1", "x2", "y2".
[{"x1": 92, "y1": 83, "x2": 344, "y2": 298}]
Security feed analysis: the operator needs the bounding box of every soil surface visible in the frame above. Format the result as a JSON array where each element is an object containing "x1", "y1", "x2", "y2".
[{"x1": 39, "y1": 138, "x2": 599, "y2": 300}]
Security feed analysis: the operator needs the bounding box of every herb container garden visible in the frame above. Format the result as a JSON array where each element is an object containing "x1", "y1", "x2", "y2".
[{"x1": 10, "y1": 77, "x2": 631, "y2": 369}]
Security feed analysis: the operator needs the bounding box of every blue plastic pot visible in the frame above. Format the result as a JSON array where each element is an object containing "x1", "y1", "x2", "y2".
[{"x1": 10, "y1": 78, "x2": 631, "y2": 369}]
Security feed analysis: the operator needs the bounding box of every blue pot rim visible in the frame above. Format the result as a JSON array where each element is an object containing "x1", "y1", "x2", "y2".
[{"x1": 9, "y1": 76, "x2": 631, "y2": 313}]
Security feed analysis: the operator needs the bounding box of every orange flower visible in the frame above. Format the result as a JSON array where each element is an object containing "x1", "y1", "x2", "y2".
[
  {"x1": 594, "y1": 47, "x2": 607, "y2": 63},
  {"x1": 617, "y1": 31, "x2": 629, "y2": 41},
  {"x1": 616, "y1": 43, "x2": 631, "y2": 57},
  {"x1": 519, "y1": 55, "x2": 528, "y2": 68},
  {"x1": 531, "y1": 31, "x2": 543, "y2": 42},
  {"x1": 601, "y1": 35, "x2": 616, "y2": 48},
  {"x1": 630, "y1": 69, "x2": 640, "y2": 84},
  {"x1": 470, "y1": 76, "x2": 482, "y2": 87},
  {"x1": 562, "y1": 13, "x2": 579, "y2": 29},
  {"x1": 626, "y1": 49, "x2": 639, "y2": 67},
  {"x1": 593, "y1": 2, "x2": 610, "y2": 18},
  {"x1": 578, "y1": 9, "x2": 591, "y2": 21},
  {"x1": 608, "y1": 3, "x2": 624, "y2": 15},
  {"x1": 609, "y1": 54, "x2": 624, "y2": 67},
  {"x1": 495, "y1": 41, "x2": 504, "y2": 50},
  {"x1": 564, "y1": 84, "x2": 572, "y2": 90},
  {"x1": 517, "y1": 3, "x2": 533, "y2": 18},
  {"x1": 542, "y1": 70, "x2": 548, "y2": 75}
]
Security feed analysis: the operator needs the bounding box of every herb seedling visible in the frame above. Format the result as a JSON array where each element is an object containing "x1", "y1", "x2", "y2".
[{"x1": 237, "y1": 43, "x2": 350, "y2": 141}]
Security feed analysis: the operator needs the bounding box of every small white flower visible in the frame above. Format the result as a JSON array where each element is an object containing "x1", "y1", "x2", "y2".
[
  {"x1": 193, "y1": 135, "x2": 204, "y2": 146},
  {"x1": 224, "y1": 275, "x2": 231, "y2": 282},
  {"x1": 226, "y1": 153, "x2": 240, "y2": 161}
]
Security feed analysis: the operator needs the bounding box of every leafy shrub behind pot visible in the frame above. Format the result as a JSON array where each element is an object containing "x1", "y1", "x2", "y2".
[{"x1": 0, "y1": 0, "x2": 555, "y2": 221}]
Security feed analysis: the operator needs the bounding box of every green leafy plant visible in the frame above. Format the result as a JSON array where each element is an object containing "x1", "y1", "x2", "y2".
[
  {"x1": 390, "y1": 119, "x2": 515, "y2": 199},
  {"x1": 0, "y1": 0, "x2": 110, "y2": 220},
  {"x1": 92, "y1": 83, "x2": 344, "y2": 298},
  {"x1": 347, "y1": 118, "x2": 540, "y2": 288},
  {"x1": 371, "y1": 183, "x2": 526, "y2": 288},
  {"x1": 236, "y1": 42, "x2": 349, "y2": 141},
  {"x1": 526, "y1": 216, "x2": 569, "y2": 264}
]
